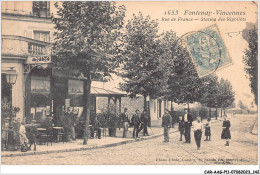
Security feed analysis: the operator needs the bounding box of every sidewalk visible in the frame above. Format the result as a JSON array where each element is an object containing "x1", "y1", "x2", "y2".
[
  {"x1": 2, "y1": 119, "x2": 222, "y2": 157},
  {"x1": 1, "y1": 126, "x2": 175, "y2": 157}
]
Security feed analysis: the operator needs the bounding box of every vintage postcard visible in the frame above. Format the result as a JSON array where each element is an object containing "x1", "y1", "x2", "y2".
[{"x1": 1, "y1": 1, "x2": 258, "y2": 174}]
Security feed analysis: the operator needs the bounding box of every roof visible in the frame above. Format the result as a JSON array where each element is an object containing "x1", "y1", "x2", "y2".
[{"x1": 91, "y1": 86, "x2": 127, "y2": 97}]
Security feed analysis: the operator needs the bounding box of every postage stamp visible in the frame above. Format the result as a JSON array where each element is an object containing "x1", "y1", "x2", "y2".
[{"x1": 184, "y1": 24, "x2": 233, "y2": 77}]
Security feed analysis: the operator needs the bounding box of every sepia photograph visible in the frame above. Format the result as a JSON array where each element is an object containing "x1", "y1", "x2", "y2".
[{"x1": 1, "y1": 1, "x2": 258, "y2": 174}]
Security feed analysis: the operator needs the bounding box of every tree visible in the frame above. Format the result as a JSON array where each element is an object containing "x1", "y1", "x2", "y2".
[
  {"x1": 120, "y1": 12, "x2": 168, "y2": 111},
  {"x1": 243, "y1": 26, "x2": 258, "y2": 105},
  {"x1": 165, "y1": 33, "x2": 203, "y2": 108},
  {"x1": 199, "y1": 75, "x2": 219, "y2": 118},
  {"x1": 238, "y1": 100, "x2": 248, "y2": 110},
  {"x1": 52, "y1": 1, "x2": 125, "y2": 144}
]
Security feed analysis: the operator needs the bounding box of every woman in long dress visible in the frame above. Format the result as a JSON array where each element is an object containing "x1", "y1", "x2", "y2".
[
  {"x1": 19, "y1": 122, "x2": 29, "y2": 152},
  {"x1": 204, "y1": 117, "x2": 211, "y2": 141},
  {"x1": 221, "y1": 114, "x2": 231, "y2": 146}
]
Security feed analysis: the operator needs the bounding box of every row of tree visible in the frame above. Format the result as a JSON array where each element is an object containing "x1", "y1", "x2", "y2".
[
  {"x1": 119, "y1": 12, "x2": 235, "y2": 112},
  {"x1": 51, "y1": 2, "x2": 235, "y2": 145}
]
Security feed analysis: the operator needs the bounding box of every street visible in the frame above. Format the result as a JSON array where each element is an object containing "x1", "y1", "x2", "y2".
[{"x1": 2, "y1": 114, "x2": 257, "y2": 165}]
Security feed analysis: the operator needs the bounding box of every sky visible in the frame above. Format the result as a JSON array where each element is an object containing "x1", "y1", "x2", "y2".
[
  {"x1": 51, "y1": 1, "x2": 258, "y2": 108},
  {"x1": 112, "y1": 1, "x2": 257, "y2": 108}
]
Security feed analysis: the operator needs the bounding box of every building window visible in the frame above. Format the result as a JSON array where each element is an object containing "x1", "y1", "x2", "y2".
[
  {"x1": 30, "y1": 76, "x2": 51, "y2": 123},
  {"x1": 32, "y1": 1, "x2": 50, "y2": 17},
  {"x1": 31, "y1": 76, "x2": 50, "y2": 93},
  {"x1": 34, "y1": 31, "x2": 50, "y2": 42}
]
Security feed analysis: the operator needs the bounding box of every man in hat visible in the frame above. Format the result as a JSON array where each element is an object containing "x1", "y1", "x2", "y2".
[
  {"x1": 140, "y1": 110, "x2": 150, "y2": 136},
  {"x1": 90, "y1": 116, "x2": 101, "y2": 139},
  {"x1": 120, "y1": 108, "x2": 130, "y2": 138},
  {"x1": 131, "y1": 110, "x2": 141, "y2": 138},
  {"x1": 27, "y1": 120, "x2": 38, "y2": 151},
  {"x1": 162, "y1": 109, "x2": 172, "y2": 142},
  {"x1": 65, "y1": 107, "x2": 76, "y2": 141},
  {"x1": 182, "y1": 108, "x2": 193, "y2": 143}
]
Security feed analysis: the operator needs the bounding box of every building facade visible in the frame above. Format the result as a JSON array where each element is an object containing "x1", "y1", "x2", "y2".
[
  {"x1": 2, "y1": 2, "x2": 126, "y2": 126},
  {"x1": 2, "y1": 1, "x2": 169, "y2": 127},
  {"x1": 2, "y1": 1, "x2": 55, "y2": 122}
]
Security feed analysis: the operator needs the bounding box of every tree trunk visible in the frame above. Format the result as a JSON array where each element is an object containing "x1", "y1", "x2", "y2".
[
  {"x1": 144, "y1": 94, "x2": 147, "y2": 111},
  {"x1": 187, "y1": 103, "x2": 190, "y2": 111},
  {"x1": 221, "y1": 108, "x2": 223, "y2": 118},
  {"x1": 83, "y1": 75, "x2": 91, "y2": 145},
  {"x1": 209, "y1": 107, "x2": 211, "y2": 118},
  {"x1": 215, "y1": 107, "x2": 218, "y2": 120},
  {"x1": 170, "y1": 97, "x2": 173, "y2": 111}
]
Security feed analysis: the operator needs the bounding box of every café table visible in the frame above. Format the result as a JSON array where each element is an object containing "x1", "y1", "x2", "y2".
[{"x1": 53, "y1": 127, "x2": 64, "y2": 142}]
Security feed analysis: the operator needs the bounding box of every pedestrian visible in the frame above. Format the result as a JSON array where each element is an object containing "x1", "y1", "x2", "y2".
[
  {"x1": 90, "y1": 116, "x2": 101, "y2": 139},
  {"x1": 178, "y1": 116, "x2": 184, "y2": 141},
  {"x1": 131, "y1": 109, "x2": 141, "y2": 138},
  {"x1": 1, "y1": 119, "x2": 9, "y2": 150},
  {"x1": 162, "y1": 109, "x2": 171, "y2": 142},
  {"x1": 120, "y1": 108, "x2": 130, "y2": 138},
  {"x1": 65, "y1": 107, "x2": 76, "y2": 141},
  {"x1": 108, "y1": 110, "x2": 117, "y2": 137},
  {"x1": 140, "y1": 110, "x2": 150, "y2": 136},
  {"x1": 27, "y1": 120, "x2": 38, "y2": 151},
  {"x1": 13, "y1": 118, "x2": 21, "y2": 146},
  {"x1": 193, "y1": 117, "x2": 203, "y2": 150},
  {"x1": 221, "y1": 114, "x2": 231, "y2": 146},
  {"x1": 204, "y1": 117, "x2": 211, "y2": 141},
  {"x1": 19, "y1": 121, "x2": 29, "y2": 152},
  {"x1": 170, "y1": 110, "x2": 175, "y2": 128},
  {"x1": 182, "y1": 108, "x2": 193, "y2": 143}
]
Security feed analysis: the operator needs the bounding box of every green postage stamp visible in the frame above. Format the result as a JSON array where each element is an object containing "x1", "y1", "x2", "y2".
[{"x1": 184, "y1": 24, "x2": 233, "y2": 77}]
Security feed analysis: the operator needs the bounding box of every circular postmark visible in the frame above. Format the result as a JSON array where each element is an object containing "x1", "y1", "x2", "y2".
[{"x1": 172, "y1": 24, "x2": 232, "y2": 77}]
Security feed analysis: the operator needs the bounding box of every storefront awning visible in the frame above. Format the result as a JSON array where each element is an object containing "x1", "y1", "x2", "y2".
[{"x1": 91, "y1": 86, "x2": 127, "y2": 97}]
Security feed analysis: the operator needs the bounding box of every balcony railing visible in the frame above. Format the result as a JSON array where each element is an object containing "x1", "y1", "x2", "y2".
[{"x1": 1, "y1": 35, "x2": 50, "y2": 57}]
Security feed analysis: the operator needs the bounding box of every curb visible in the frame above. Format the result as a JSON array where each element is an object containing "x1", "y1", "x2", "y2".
[{"x1": 2, "y1": 130, "x2": 178, "y2": 157}]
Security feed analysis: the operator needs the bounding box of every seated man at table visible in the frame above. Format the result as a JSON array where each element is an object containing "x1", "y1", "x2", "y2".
[{"x1": 90, "y1": 116, "x2": 101, "y2": 139}]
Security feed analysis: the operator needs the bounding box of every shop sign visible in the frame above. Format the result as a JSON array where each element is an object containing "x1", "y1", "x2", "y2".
[{"x1": 26, "y1": 56, "x2": 51, "y2": 64}]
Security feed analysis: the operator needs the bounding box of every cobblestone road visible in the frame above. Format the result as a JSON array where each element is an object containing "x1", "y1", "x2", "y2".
[{"x1": 2, "y1": 114, "x2": 257, "y2": 165}]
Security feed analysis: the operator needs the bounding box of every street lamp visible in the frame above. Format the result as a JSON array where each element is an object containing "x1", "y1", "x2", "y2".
[{"x1": 6, "y1": 67, "x2": 18, "y2": 151}]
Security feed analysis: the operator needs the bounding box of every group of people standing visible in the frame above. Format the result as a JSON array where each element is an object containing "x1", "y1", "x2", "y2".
[
  {"x1": 162, "y1": 108, "x2": 231, "y2": 150},
  {"x1": 119, "y1": 108, "x2": 150, "y2": 138},
  {"x1": 1, "y1": 117, "x2": 39, "y2": 152}
]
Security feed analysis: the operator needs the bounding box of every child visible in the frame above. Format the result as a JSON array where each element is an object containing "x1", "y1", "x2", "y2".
[
  {"x1": 1, "y1": 119, "x2": 9, "y2": 150},
  {"x1": 221, "y1": 114, "x2": 231, "y2": 146},
  {"x1": 193, "y1": 117, "x2": 203, "y2": 150},
  {"x1": 204, "y1": 117, "x2": 211, "y2": 141},
  {"x1": 178, "y1": 116, "x2": 184, "y2": 141}
]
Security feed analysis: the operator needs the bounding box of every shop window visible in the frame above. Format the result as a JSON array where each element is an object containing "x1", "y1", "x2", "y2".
[
  {"x1": 31, "y1": 76, "x2": 50, "y2": 93},
  {"x1": 34, "y1": 31, "x2": 50, "y2": 42},
  {"x1": 32, "y1": 1, "x2": 50, "y2": 17},
  {"x1": 68, "y1": 79, "x2": 84, "y2": 107},
  {"x1": 68, "y1": 79, "x2": 83, "y2": 94},
  {"x1": 30, "y1": 76, "x2": 51, "y2": 123}
]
